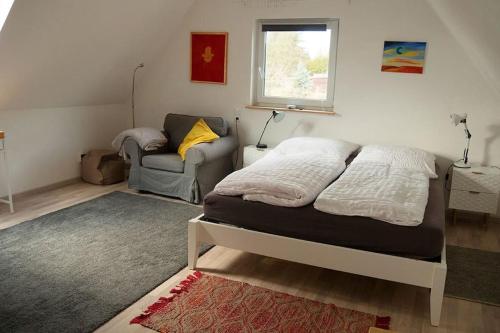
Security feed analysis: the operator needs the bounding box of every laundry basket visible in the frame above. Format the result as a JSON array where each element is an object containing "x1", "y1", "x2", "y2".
[{"x1": 81, "y1": 150, "x2": 124, "y2": 185}]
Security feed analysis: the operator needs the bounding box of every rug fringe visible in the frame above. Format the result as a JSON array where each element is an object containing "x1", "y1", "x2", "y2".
[
  {"x1": 130, "y1": 271, "x2": 203, "y2": 325},
  {"x1": 170, "y1": 271, "x2": 202, "y2": 294},
  {"x1": 375, "y1": 316, "x2": 391, "y2": 330}
]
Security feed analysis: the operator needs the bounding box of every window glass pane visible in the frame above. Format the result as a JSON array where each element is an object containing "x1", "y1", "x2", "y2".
[
  {"x1": 263, "y1": 28, "x2": 331, "y2": 101},
  {"x1": 0, "y1": 0, "x2": 15, "y2": 32}
]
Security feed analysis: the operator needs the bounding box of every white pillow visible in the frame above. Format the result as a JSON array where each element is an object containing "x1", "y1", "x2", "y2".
[
  {"x1": 272, "y1": 137, "x2": 360, "y2": 160},
  {"x1": 353, "y1": 144, "x2": 438, "y2": 178}
]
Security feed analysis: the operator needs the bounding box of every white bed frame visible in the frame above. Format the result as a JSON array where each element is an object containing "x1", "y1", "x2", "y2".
[{"x1": 188, "y1": 215, "x2": 447, "y2": 327}]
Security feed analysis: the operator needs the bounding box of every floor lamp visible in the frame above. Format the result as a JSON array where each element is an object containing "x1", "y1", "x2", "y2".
[{"x1": 131, "y1": 63, "x2": 145, "y2": 128}]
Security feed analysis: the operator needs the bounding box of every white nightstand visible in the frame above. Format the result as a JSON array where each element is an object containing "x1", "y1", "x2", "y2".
[
  {"x1": 243, "y1": 145, "x2": 273, "y2": 168},
  {"x1": 449, "y1": 165, "x2": 500, "y2": 223}
]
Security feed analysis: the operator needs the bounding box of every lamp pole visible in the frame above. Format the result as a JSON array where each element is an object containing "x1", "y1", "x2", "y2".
[
  {"x1": 256, "y1": 110, "x2": 285, "y2": 149},
  {"x1": 131, "y1": 63, "x2": 145, "y2": 128},
  {"x1": 462, "y1": 120, "x2": 471, "y2": 165},
  {"x1": 450, "y1": 113, "x2": 472, "y2": 168},
  {"x1": 256, "y1": 111, "x2": 276, "y2": 149}
]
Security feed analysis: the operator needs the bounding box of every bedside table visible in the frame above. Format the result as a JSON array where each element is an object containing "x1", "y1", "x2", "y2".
[
  {"x1": 243, "y1": 145, "x2": 273, "y2": 167},
  {"x1": 449, "y1": 166, "x2": 500, "y2": 223}
]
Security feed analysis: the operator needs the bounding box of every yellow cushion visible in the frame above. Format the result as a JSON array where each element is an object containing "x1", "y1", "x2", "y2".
[{"x1": 178, "y1": 118, "x2": 220, "y2": 160}]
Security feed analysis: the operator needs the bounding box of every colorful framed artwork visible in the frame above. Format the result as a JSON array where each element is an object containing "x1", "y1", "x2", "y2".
[
  {"x1": 191, "y1": 32, "x2": 228, "y2": 84},
  {"x1": 381, "y1": 41, "x2": 427, "y2": 74}
]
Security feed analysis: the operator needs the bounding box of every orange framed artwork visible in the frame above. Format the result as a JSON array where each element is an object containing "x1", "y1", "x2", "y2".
[{"x1": 191, "y1": 32, "x2": 228, "y2": 84}]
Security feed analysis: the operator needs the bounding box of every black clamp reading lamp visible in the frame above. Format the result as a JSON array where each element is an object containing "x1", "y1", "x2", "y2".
[
  {"x1": 450, "y1": 113, "x2": 472, "y2": 168},
  {"x1": 256, "y1": 110, "x2": 286, "y2": 149}
]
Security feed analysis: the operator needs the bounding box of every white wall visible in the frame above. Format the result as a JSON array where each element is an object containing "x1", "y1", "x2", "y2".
[
  {"x1": 136, "y1": 0, "x2": 500, "y2": 173},
  {"x1": 0, "y1": 104, "x2": 129, "y2": 196}
]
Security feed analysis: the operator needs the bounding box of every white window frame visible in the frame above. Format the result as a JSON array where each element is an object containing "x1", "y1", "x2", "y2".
[{"x1": 254, "y1": 18, "x2": 339, "y2": 110}]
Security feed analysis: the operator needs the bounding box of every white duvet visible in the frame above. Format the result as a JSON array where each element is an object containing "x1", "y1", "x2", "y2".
[
  {"x1": 314, "y1": 145, "x2": 434, "y2": 226},
  {"x1": 314, "y1": 163, "x2": 429, "y2": 226},
  {"x1": 214, "y1": 137, "x2": 359, "y2": 207}
]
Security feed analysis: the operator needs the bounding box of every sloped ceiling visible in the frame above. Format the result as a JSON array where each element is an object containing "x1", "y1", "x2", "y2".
[
  {"x1": 0, "y1": 0, "x2": 194, "y2": 110},
  {"x1": 427, "y1": 0, "x2": 500, "y2": 98}
]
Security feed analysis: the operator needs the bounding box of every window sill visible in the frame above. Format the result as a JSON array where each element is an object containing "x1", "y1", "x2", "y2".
[{"x1": 245, "y1": 105, "x2": 336, "y2": 115}]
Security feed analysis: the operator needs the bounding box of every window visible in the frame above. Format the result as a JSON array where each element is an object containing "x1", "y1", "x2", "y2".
[
  {"x1": 254, "y1": 19, "x2": 338, "y2": 109},
  {"x1": 0, "y1": 0, "x2": 14, "y2": 33}
]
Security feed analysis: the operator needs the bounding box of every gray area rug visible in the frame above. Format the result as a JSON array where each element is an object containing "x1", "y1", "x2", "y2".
[
  {"x1": 0, "y1": 191, "x2": 206, "y2": 333},
  {"x1": 445, "y1": 245, "x2": 500, "y2": 306}
]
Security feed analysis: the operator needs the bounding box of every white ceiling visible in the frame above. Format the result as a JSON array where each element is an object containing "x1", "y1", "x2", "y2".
[{"x1": 0, "y1": 0, "x2": 194, "y2": 110}]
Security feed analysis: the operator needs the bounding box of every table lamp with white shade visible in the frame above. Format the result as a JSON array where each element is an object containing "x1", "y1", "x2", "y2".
[{"x1": 450, "y1": 113, "x2": 472, "y2": 168}]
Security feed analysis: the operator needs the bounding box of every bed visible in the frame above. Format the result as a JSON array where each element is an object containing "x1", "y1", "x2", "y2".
[
  {"x1": 203, "y1": 178, "x2": 444, "y2": 259},
  {"x1": 188, "y1": 179, "x2": 447, "y2": 326},
  {"x1": 188, "y1": 142, "x2": 447, "y2": 326}
]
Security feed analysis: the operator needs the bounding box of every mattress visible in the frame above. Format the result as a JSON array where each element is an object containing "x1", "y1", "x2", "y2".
[{"x1": 203, "y1": 179, "x2": 445, "y2": 259}]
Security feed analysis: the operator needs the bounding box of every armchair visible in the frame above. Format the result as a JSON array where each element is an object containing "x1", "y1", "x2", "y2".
[{"x1": 124, "y1": 113, "x2": 237, "y2": 203}]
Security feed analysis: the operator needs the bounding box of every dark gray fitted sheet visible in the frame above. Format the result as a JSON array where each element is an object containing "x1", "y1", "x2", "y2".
[{"x1": 203, "y1": 179, "x2": 445, "y2": 259}]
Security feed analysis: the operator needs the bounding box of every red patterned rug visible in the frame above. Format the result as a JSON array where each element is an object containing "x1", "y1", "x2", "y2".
[{"x1": 131, "y1": 272, "x2": 390, "y2": 332}]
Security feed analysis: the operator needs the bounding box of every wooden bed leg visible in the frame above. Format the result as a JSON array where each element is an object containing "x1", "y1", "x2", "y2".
[
  {"x1": 188, "y1": 221, "x2": 200, "y2": 270},
  {"x1": 430, "y1": 264, "x2": 447, "y2": 326}
]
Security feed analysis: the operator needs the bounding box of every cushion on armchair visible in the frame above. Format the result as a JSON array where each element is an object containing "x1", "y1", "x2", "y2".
[
  {"x1": 178, "y1": 119, "x2": 219, "y2": 160},
  {"x1": 142, "y1": 154, "x2": 185, "y2": 173},
  {"x1": 163, "y1": 113, "x2": 228, "y2": 152}
]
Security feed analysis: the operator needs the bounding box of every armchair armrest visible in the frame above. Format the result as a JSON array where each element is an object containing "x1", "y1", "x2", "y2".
[
  {"x1": 185, "y1": 135, "x2": 238, "y2": 166},
  {"x1": 123, "y1": 137, "x2": 144, "y2": 168}
]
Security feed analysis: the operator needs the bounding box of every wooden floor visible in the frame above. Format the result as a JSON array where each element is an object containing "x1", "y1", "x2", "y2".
[{"x1": 1, "y1": 181, "x2": 499, "y2": 333}]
